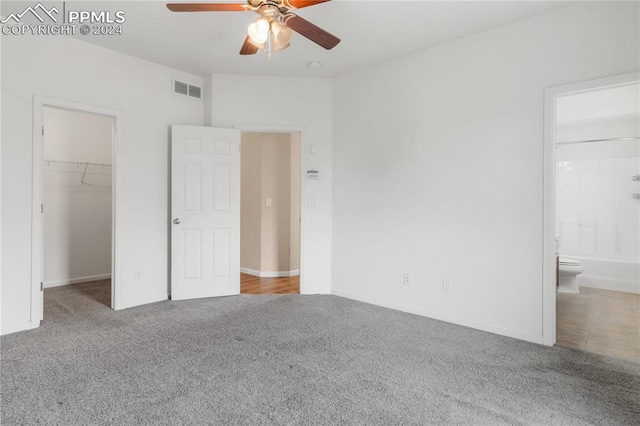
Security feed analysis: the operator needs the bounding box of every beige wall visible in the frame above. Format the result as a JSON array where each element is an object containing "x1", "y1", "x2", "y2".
[{"x1": 240, "y1": 132, "x2": 300, "y2": 275}]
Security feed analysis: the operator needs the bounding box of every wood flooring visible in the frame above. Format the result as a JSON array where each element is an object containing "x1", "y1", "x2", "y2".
[
  {"x1": 556, "y1": 287, "x2": 639, "y2": 363},
  {"x1": 240, "y1": 273, "x2": 300, "y2": 295}
]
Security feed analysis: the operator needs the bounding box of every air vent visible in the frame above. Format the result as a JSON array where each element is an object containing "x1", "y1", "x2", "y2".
[
  {"x1": 188, "y1": 85, "x2": 202, "y2": 99},
  {"x1": 172, "y1": 79, "x2": 202, "y2": 100}
]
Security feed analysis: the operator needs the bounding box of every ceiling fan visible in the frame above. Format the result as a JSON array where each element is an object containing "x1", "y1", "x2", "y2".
[{"x1": 166, "y1": 0, "x2": 340, "y2": 57}]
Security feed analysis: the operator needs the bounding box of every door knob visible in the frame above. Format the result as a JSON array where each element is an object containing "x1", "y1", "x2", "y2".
[{"x1": 173, "y1": 218, "x2": 181, "y2": 224}]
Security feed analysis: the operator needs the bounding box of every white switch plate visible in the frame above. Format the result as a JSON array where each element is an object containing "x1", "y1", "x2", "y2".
[
  {"x1": 310, "y1": 144, "x2": 318, "y2": 155},
  {"x1": 266, "y1": 198, "x2": 272, "y2": 207},
  {"x1": 442, "y1": 279, "x2": 452, "y2": 293}
]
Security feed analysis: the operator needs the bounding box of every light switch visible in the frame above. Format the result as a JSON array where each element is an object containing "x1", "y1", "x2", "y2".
[
  {"x1": 266, "y1": 198, "x2": 272, "y2": 207},
  {"x1": 310, "y1": 144, "x2": 318, "y2": 155}
]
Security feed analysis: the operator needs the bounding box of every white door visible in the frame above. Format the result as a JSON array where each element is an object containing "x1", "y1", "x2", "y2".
[{"x1": 171, "y1": 125, "x2": 240, "y2": 300}]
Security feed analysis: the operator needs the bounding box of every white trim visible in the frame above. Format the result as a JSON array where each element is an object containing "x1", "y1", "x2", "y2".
[
  {"x1": 542, "y1": 71, "x2": 640, "y2": 347},
  {"x1": 234, "y1": 124, "x2": 308, "y2": 294},
  {"x1": 240, "y1": 268, "x2": 300, "y2": 278},
  {"x1": 1, "y1": 321, "x2": 40, "y2": 336},
  {"x1": 44, "y1": 274, "x2": 112, "y2": 288},
  {"x1": 333, "y1": 290, "x2": 544, "y2": 345},
  {"x1": 32, "y1": 96, "x2": 123, "y2": 323}
]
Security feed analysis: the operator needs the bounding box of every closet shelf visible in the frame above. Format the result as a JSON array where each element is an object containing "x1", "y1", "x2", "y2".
[
  {"x1": 44, "y1": 159, "x2": 112, "y2": 184},
  {"x1": 44, "y1": 159, "x2": 112, "y2": 167}
]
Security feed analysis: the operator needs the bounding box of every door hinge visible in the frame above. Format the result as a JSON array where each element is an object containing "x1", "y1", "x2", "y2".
[
  {"x1": 40, "y1": 282, "x2": 43, "y2": 291},
  {"x1": 41, "y1": 126, "x2": 44, "y2": 136},
  {"x1": 41, "y1": 203, "x2": 44, "y2": 214}
]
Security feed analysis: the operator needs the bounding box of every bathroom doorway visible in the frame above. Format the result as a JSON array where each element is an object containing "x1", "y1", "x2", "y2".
[{"x1": 545, "y1": 75, "x2": 639, "y2": 362}]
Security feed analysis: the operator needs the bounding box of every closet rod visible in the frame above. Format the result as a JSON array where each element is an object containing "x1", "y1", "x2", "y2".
[
  {"x1": 556, "y1": 136, "x2": 639, "y2": 146},
  {"x1": 45, "y1": 159, "x2": 112, "y2": 167}
]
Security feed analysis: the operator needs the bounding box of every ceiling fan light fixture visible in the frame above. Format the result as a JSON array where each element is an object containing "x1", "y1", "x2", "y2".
[
  {"x1": 248, "y1": 17, "x2": 270, "y2": 44},
  {"x1": 272, "y1": 41, "x2": 290, "y2": 52},
  {"x1": 271, "y1": 20, "x2": 293, "y2": 48}
]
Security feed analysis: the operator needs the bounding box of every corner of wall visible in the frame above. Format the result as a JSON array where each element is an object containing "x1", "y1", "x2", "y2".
[{"x1": 203, "y1": 74, "x2": 213, "y2": 127}]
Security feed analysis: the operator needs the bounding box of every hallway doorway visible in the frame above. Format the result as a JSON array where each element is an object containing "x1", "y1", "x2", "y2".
[{"x1": 240, "y1": 132, "x2": 301, "y2": 295}]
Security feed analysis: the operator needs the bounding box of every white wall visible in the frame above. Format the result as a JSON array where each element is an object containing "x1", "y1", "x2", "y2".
[
  {"x1": 43, "y1": 108, "x2": 113, "y2": 287},
  {"x1": 2, "y1": 34, "x2": 203, "y2": 334},
  {"x1": 208, "y1": 75, "x2": 332, "y2": 293},
  {"x1": 332, "y1": 1, "x2": 639, "y2": 343}
]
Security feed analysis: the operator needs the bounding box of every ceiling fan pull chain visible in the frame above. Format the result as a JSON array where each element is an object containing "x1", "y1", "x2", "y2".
[{"x1": 267, "y1": 23, "x2": 272, "y2": 61}]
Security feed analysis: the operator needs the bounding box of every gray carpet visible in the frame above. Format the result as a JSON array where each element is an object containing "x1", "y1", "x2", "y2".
[{"x1": 2, "y1": 281, "x2": 639, "y2": 425}]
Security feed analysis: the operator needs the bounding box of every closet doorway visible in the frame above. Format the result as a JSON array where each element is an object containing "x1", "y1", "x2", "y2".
[{"x1": 40, "y1": 105, "x2": 115, "y2": 314}]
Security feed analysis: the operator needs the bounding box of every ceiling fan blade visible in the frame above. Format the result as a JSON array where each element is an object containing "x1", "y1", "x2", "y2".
[
  {"x1": 166, "y1": 3, "x2": 248, "y2": 12},
  {"x1": 240, "y1": 36, "x2": 259, "y2": 55},
  {"x1": 282, "y1": 0, "x2": 330, "y2": 9},
  {"x1": 283, "y1": 14, "x2": 340, "y2": 50}
]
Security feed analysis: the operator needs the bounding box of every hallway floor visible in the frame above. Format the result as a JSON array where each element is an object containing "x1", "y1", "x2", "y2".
[
  {"x1": 556, "y1": 287, "x2": 640, "y2": 363},
  {"x1": 240, "y1": 274, "x2": 300, "y2": 295}
]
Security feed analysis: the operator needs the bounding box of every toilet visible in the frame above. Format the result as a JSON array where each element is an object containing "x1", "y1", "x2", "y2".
[{"x1": 558, "y1": 257, "x2": 583, "y2": 293}]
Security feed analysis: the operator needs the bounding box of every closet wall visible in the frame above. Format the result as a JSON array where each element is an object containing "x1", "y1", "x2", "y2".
[{"x1": 43, "y1": 108, "x2": 113, "y2": 287}]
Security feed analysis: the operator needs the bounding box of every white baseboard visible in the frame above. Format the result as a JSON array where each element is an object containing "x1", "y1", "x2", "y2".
[
  {"x1": 579, "y1": 275, "x2": 640, "y2": 294},
  {"x1": 1, "y1": 320, "x2": 40, "y2": 336},
  {"x1": 331, "y1": 289, "x2": 545, "y2": 346},
  {"x1": 240, "y1": 268, "x2": 300, "y2": 278},
  {"x1": 45, "y1": 274, "x2": 111, "y2": 288}
]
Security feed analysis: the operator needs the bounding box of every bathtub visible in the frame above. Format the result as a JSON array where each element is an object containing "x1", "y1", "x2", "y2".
[{"x1": 571, "y1": 256, "x2": 640, "y2": 294}]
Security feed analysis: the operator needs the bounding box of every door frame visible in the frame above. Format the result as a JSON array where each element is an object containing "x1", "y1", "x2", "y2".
[
  {"x1": 32, "y1": 96, "x2": 123, "y2": 320},
  {"x1": 541, "y1": 71, "x2": 639, "y2": 346},
  {"x1": 235, "y1": 124, "x2": 307, "y2": 294}
]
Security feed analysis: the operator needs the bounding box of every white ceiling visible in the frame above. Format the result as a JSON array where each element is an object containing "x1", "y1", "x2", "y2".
[{"x1": 4, "y1": 1, "x2": 575, "y2": 78}]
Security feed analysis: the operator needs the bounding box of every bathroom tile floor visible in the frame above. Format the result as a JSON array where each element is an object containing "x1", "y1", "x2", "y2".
[{"x1": 556, "y1": 287, "x2": 640, "y2": 363}]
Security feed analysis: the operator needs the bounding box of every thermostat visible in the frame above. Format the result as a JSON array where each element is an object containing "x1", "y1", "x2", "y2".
[{"x1": 306, "y1": 170, "x2": 319, "y2": 180}]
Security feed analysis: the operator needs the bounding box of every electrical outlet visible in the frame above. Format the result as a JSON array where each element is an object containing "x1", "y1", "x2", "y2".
[
  {"x1": 403, "y1": 274, "x2": 411, "y2": 286},
  {"x1": 442, "y1": 279, "x2": 452, "y2": 293},
  {"x1": 134, "y1": 270, "x2": 142, "y2": 280}
]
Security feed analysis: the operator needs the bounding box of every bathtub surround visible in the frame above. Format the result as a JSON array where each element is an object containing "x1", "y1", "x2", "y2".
[{"x1": 2, "y1": 281, "x2": 639, "y2": 424}]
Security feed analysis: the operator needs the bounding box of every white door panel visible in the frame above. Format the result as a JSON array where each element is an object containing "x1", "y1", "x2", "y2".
[{"x1": 171, "y1": 125, "x2": 240, "y2": 300}]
